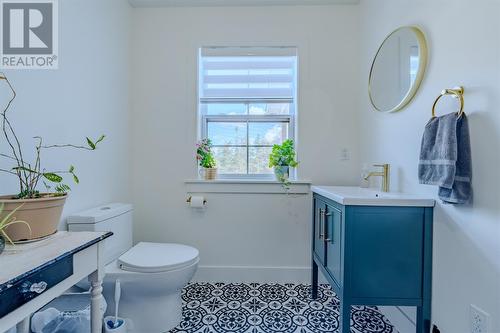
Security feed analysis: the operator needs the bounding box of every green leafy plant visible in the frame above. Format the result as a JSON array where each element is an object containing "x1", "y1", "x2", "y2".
[
  {"x1": 0, "y1": 73, "x2": 105, "y2": 199},
  {"x1": 268, "y1": 139, "x2": 299, "y2": 190},
  {"x1": 196, "y1": 139, "x2": 216, "y2": 168},
  {"x1": 0, "y1": 203, "x2": 31, "y2": 245},
  {"x1": 269, "y1": 139, "x2": 299, "y2": 168}
]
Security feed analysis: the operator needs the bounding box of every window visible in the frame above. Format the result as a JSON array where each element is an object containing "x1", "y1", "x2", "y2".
[{"x1": 198, "y1": 47, "x2": 297, "y2": 178}]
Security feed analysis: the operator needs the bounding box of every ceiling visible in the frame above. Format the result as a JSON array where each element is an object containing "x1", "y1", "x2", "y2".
[{"x1": 129, "y1": 0, "x2": 359, "y2": 7}]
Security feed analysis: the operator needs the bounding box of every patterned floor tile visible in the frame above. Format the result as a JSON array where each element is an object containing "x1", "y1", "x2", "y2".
[{"x1": 169, "y1": 282, "x2": 397, "y2": 333}]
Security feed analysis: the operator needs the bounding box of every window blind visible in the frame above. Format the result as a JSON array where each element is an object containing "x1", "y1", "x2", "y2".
[{"x1": 199, "y1": 47, "x2": 297, "y2": 101}]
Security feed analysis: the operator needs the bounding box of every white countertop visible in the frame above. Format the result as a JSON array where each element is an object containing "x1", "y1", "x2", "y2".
[{"x1": 311, "y1": 186, "x2": 435, "y2": 207}]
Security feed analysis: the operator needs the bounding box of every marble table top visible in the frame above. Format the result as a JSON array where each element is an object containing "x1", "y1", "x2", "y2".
[{"x1": 0, "y1": 231, "x2": 112, "y2": 291}]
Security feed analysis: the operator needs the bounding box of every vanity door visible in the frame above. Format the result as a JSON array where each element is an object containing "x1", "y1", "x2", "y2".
[
  {"x1": 313, "y1": 197, "x2": 327, "y2": 265},
  {"x1": 325, "y1": 203, "x2": 342, "y2": 285}
]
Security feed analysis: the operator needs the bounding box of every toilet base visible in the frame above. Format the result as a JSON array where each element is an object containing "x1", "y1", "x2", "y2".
[
  {"x1": 105, "y1": 290, "x2": 182, "y2": 333},
  {"x1": 99, "y1": 256, "x2": 198, "y2": 333}
]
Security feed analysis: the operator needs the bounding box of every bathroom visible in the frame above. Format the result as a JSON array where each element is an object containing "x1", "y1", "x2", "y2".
[{"x1": 0, "y1": 0, "x2": 499, "y2": 332}]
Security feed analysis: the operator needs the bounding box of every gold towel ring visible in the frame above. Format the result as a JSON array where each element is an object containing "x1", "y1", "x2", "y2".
[{"x1": 431, "y1": 86, "x2": 465, "y2": 118}]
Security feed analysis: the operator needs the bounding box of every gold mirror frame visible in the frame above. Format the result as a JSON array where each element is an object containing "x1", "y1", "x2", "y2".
[{"x1": 368, "y1": 26, "x2": 428, "y2": 113}]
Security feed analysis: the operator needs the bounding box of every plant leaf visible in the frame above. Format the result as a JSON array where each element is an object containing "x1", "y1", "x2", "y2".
[
  {"x1": 86, "y1": 137, "x2": 96, "y2": 150},
  {"x1": 0, "y1": 203, "x2": 25, "y2": 228},
  {"x1": 72, "y1": 174, "x2": 79, "y2": 184},
  {"x1": 55, "y1": 184, "x2": 70, "y2": 194},
  {"x1": 1, "y1": 230, "x2": 14, "y2": 246},
  {"x1": 95, "y1": 135, "x2": 105, "y2": 144},
  {"x1": 43, "y1": 173, "x2": 63, "y2": 183},
  {"x1": 2, "y1": 219, "x2": 31, "y2": 233},
  {"x1": 69, "y1": 165, "x2": 74, "y2": 173}
]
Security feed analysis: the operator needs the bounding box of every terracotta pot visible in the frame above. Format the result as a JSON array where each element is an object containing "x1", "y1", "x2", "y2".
[
  {"x1": 0, "y1": 194, "x2": 67, "y2": 242},
  {"x1": 203, "y1": 168, "x2": 217, "y2": 180}
]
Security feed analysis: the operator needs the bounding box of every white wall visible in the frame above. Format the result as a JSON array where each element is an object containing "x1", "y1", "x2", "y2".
[
  {"x1": 130, "y1": 5, "x2": 361, "y2": 281},
  {"x1": 359, "y1": 0, "x2": 500, "y2": 332},
  {"x1": 3, "y1": 1, "x2": 495, "y2": 331},
  {"x1": 0, "y1": 0, "x2": 131, "y2": 222}
]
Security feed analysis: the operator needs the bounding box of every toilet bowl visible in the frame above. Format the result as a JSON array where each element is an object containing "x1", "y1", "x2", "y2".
[
  {"x1": 67, "y1": 204, "x2": 199, "y2": 333},
  {"x1": 104, "y1": 242, "x2": 199, "y2": 332}
]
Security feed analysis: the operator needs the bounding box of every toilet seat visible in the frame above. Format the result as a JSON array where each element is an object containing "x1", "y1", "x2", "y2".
[{"x1": 118, "y1": 242, "x2": 199, "y2": 273}]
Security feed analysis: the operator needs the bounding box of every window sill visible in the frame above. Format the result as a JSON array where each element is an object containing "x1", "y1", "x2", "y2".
[{"x1": 185, "y1": 179, "x2": 311, "y2": 194}]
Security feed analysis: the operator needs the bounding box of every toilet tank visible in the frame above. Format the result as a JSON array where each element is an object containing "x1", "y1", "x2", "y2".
[{"x1": 67, "y1": 203, "x2": 133, "y2": 265}]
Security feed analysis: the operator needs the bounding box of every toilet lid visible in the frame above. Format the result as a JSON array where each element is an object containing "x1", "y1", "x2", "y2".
[{"x1": 118, "y1": 242, "x2": 199, "y2": 273}]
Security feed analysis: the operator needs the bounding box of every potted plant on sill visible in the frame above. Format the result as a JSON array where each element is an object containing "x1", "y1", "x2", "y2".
[
  {"x1": 0, "y1": 73, "x2": 104, "y2": 242},
  {"x1": 196, "y1": 139, "x2": 217, "y2": 180},
  {"x1": 269, "y1": 139, "x2": 299, "y2": 188}
]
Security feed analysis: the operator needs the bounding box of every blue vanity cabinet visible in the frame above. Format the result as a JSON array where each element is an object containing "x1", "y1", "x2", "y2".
[
  {"x1": 325, "y1": 201, "x2": 343, "y2": 285},
  {"x1": 311, "y1": 193, "x2": 433, "y2": 333},
  {"x1": 312, "y1": 197, "x2": 343, "y2": 285}
]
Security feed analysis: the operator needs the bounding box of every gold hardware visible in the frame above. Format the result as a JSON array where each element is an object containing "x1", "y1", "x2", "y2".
[
  {"x1": 186, "y1": 196, "x2": 207, "y2": 205},
  {"x1": 364, "y1": 164, "x2": 390, "y2": 192},
  {"x1": 368, "y1": 26, "x2": 428, "y2": 113},
  {"x1": 431, "y1": 86, "x2": 465, "y2": 118}
]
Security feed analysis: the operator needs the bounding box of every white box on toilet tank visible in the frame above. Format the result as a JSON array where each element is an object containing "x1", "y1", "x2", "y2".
[{"x1": 67, "y1": 203, "x2": 133, "y2": 265}]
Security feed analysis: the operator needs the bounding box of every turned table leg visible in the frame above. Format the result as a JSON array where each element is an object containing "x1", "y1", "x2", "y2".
[
  {"x1": 89, "y1": 274, "x2": 104, "y2": 333},
  {"x1": 89, "y1": 242, "x2": 105, "y2": 333}
]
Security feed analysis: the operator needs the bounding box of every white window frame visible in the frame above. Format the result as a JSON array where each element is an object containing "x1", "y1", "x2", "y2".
[
  {"x1": 198, "y1": 48, "x2": 298, "y2": 180},
  {"x1": 200, "y1": 99, "x2": 295, "y2": 179}
]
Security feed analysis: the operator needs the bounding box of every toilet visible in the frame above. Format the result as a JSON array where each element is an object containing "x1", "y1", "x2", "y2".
[{"x1": 67, "y1": 203, "x2": 199, "y2": 333}]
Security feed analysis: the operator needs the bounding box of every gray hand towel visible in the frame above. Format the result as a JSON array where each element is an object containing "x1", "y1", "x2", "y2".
[
  {"x1": 418, "y1": 113, "x2": 472, "y2": 204},
  {"x1": 437, "y1": 114, "x2": 472, "y2": 204}
]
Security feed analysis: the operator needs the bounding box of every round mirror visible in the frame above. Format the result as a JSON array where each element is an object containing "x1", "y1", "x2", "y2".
[{"x1": 369, "y1": 26, "x2": 428, "y2": 113}]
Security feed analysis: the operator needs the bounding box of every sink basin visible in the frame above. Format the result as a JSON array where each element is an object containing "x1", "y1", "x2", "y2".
[{"x1": 311, "y1": 186, "x2": 435, "y2": 207}]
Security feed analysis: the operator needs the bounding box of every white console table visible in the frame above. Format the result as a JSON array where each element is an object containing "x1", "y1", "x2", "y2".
[{"x1": 0, "y1": 231, "x2": 112, "y2": 333}]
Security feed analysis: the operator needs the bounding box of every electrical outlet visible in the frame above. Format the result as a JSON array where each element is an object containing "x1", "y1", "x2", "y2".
[
  {"x1": 471, "y1": 304, "x2": 490, "y2": 333},
  {"x1": 340, "y1": 148, "x2": 350, "y2": 161}
]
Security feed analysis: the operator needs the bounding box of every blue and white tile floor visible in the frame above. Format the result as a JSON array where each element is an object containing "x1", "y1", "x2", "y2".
[{"x1": 169, "y1": 282, "x2": 398, "y2": 333}]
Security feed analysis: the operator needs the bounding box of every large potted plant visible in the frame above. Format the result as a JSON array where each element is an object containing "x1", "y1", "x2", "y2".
[
  {"x1": 269, "y1": 139, "x2": 299, "y2": 186},
  {"x1": 0, "y1": 74, "x2": 104, "y2": 242},
  {"x1": 196, "y1": 139, "x2": 217, "y2": 180}
]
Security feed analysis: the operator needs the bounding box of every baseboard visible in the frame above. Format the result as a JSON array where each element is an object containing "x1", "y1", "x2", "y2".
[
  {"x1": 378, "y1": 306, "x2": 416, "y2": 333},
  {"x1": 193, "y1": 265, "x2": 314, "y2": 284}
]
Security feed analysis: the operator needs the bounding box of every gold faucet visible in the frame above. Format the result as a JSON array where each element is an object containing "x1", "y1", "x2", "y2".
[{"x1": 364, "y1": 164, "x2": 390, "y2": 192}]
